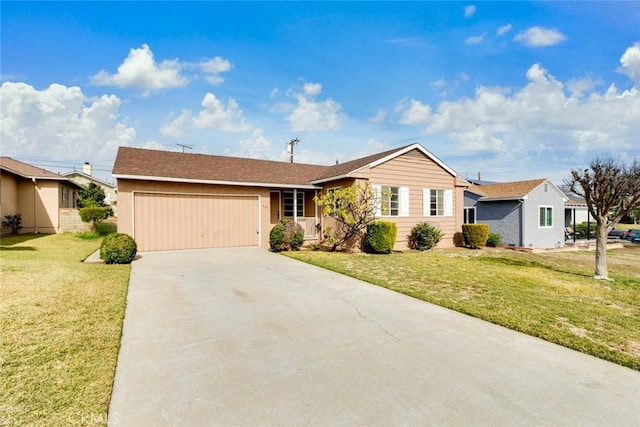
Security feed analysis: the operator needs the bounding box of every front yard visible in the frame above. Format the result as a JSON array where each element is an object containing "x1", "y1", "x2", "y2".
[
  {"x1": 0, "y1": 233, "x2": 130, "y2": 426},
  {"x1": 285, "y1": 246, "x2": 640, "y2": 370}
]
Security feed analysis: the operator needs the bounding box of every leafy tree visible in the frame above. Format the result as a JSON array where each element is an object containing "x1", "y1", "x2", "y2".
[
  {"x1": 565, "y1": 157, "x2": 640, "y2": 280},
  {"x1": 77, "y1": 183, "x2": 107, "y2": 208},
  {"x1": 314, "y1": 183, "x2": 380, "y2": 251}
]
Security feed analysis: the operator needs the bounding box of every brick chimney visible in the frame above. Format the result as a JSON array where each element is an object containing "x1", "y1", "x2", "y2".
[{"x1": 83, "y1": 162, "x2": 92, "y2": 176}]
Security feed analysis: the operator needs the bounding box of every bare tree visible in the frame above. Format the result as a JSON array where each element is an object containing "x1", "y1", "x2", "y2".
[{"x1": 565, "y1": 157, "x2": 640, "y2": 280}]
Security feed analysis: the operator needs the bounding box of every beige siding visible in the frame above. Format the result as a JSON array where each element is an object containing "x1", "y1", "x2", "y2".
[
  {"x1": 117, "y1": 180, "x2": 271, "y2": 250},
  {"x1": 16, "y1": 180, "x2": 60, "y2": 234},
  {"x1": 367, "y1": 149, "x2": 460, "y2": 250},
  {"x1": 0, "y1": 173, "x2": 19, "y2": 233}
]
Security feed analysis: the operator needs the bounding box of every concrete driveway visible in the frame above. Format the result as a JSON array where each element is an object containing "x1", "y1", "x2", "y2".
[{"x1": 108, "y1": 247, "x2": 640, "y2": 426}]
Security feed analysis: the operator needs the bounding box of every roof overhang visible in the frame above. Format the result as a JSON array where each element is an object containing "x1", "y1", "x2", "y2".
[
  {"x1": 479, "y1": 196, "x2": 528, "y2": 202},
  {"x1": 113, "y1": 173, "x2": 322, "y2": 190},
  {"x1": 310, "y1": 143, "x2": 466, "y2": 185}
]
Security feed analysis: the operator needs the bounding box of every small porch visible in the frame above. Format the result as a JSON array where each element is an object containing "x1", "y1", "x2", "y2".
[{"x1": 269, "y1": 188, "x2": 321, "y2": 240}]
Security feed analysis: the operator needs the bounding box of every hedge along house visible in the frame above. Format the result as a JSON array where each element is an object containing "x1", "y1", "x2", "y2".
[
  {"x1": 464, "y1": 179, "x2": 568, "y2": 249},
  {"x1": 0, "y1": 157, "x2": 82, "y2": 234},
  {"x1": 112, "y1": 143, "x2": 469, "y2": 252}
]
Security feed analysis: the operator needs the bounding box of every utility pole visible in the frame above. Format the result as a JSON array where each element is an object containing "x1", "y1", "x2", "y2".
[{"x1": 287, "y1": 138, "x2": 299, "y2": 163}]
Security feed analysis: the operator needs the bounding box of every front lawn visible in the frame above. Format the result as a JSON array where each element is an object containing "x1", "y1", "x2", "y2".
[
  {"x1": 0, "y1": 233, "x2": 130, "y2": 426},
  {"x1": 285, "y1": 246, "x2": 640, "y2": 370}
]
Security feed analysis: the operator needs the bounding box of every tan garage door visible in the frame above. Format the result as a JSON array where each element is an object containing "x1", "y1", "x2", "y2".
[{"x1": 133, "y1": 192, "x2": 260, "y2": 251}]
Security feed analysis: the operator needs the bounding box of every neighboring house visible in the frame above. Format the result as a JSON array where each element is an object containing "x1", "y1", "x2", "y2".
[
  {"x1": 558, "y1": 185, "x2": 591, "y2": 228},
  {"x1": 464, "y1": 179, "x2": 568, "y2": 249},
  {"x1": 0, "y1": 157, "x2": 82, "y2": 234},
  {"x1": 63, "y1": 162, "x2": 117, "y2": 215},
  {"x1": 112, "y1": 143, "x2": 470, "y2": 252}
]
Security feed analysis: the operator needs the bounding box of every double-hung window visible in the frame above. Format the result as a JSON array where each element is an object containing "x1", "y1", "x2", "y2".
[
  {"x1": 539, "y1": 206, "x2": 553, "y2": 228},
  {"x1": 423, "y1": 189, "x2": 453, "y2": 217},
  {"x1": 464, "y1": 207, "x2": 476, "y2": 224},
  {"x1": 372, "y1": 185, "x2": 409, "y2": 217},
  {"x1": 283, "y1": 191, "x2": 304, "y2": 217}
]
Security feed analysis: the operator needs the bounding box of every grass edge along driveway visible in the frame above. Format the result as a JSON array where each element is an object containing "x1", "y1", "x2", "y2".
[
  {"x1": 0, "y1": 233, "x2": 130, "y2": 426},
  {"x1": 285, "y1": 246, "x2": 640, "y2": 371}
]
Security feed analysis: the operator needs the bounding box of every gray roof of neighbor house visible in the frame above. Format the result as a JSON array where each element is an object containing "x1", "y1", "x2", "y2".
[
  {"x1": 112, "y1": 143, "x2": 463, "y2": 188},
  {"x1": 63, "y1": 171, "x2": 116, "y2": 189},
  {"x1": 0, "y1": 157, "x2": 80, "y2": 188},
  {"x1": 468, "y1": 178, "x2": 550, "y2": 200}
]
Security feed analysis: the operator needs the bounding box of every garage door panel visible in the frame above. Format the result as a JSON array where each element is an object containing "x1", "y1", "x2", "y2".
[{"x1": 134, "y1": 193, "x2": 259, "y2": 251}]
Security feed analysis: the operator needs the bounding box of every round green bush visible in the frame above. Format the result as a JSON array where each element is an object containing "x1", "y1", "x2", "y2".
[
  {"x1": 486, "y1": 232, "x2": 502, "y2": 247},
  {"x1": 100, "y1": 233, "x2": 137, "y2": 264},
  {"x1": 364, "y1": 221, "x2": 397, "y2": 254},
  {"x1": 462, "y1": 224, "x2": 489, "y2": 248},
  {"x1": 269, "y1": 220, "x2": 305, "y2": 252},
  {"x1": 409, "y1": 222, "x2": 443, "y2": 251}
]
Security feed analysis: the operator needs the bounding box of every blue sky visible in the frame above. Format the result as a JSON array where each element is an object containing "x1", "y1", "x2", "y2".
[{"x1": 2, "y1": 1, "x2": 639, "y2": 184}]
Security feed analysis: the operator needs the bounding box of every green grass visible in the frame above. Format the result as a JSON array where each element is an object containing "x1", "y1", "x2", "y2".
[
  {"x1": 285, "y1": 246, "x2": 640, "y2": 370},
  {"x1": 0, "y1": 233, "x2": 130, "y2": 426}
]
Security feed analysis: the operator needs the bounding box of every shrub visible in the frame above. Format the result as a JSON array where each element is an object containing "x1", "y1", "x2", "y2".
[
  {"x1": 79, "y1": 206, "x2": 112, "y2": 230},
  {"x1": 100, "y1": 233, "x2": 137, "y2": 264},
  {"x1": 364, "y1": 221, "x2": 398, "y2": 254},
  {"x1": 409, "y1": 222, "x2": 443, "y2": 251},
  {"x1": 269, "y1": 220, "x2": 304, "y2": 252},
  {"x1": 2, "y1": 213, "x2": 22, "y2": 234},
  {"x1": 462, "y1": 224, "x2": 489, "y2": 248},
  {"x1": 486, "y1": 232, "x2": 502, "y2": 247}
]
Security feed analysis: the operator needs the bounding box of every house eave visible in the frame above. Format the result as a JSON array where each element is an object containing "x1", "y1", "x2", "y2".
[
  {"x1": 310, "y1": 173, "x2": 351, "y2": 185},
  {"x1": 479, "y1": 195, "x2": 528, "y2": 202},
  {"x1": 113, "y1": 173, "x2": 322, "y2": 190}
]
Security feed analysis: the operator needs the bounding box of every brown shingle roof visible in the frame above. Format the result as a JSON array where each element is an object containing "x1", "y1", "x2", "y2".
[
  {"x1": 475, "y1": 178, "x2": 547, "y2": 200},
  {"x1": 112, "y1": 147, "x2": 330, "y2": 187},
  {"x1": 113, "y1": 143, "x2": 460, "y2": 188},
  {"x1": 311, "y1": 145, "x2": 414, "y2": 182},
  {"x1": 0, "y1": 157, "x2": 67, "y2": 180}
]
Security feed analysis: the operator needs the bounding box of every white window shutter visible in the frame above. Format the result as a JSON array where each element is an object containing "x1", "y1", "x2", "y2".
[
  {"x1": 444, "y1": 189, "x2": 453, "y2": 217},
  {"x1": 423, "y1": 189, "x2": 431, "y2": 216},
  {"x1": 399, "y1": 187, "x2": 410, "y2": 217},
  {"x1": 371, "y1": 185, "x2": 382, "y2": 217}
]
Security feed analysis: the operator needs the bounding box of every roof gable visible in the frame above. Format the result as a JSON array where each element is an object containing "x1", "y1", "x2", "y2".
[
  {"x1": 311, "y1": 143, "x2": 462, "y2": 184},
  {"x1": 0, "y1": 157, "x2": 69, "y2": 181},
  {"x1": 63, "y1": 171, "x2": 116, "y2": 189},
  {"x1": 470, "y1": 178, "x2": 567, "y2": 201}
]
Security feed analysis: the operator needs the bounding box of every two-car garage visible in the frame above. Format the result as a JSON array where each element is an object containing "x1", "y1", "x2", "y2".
[{"x1": 132, "y1": 192, "x2": 260, "y2": 252}]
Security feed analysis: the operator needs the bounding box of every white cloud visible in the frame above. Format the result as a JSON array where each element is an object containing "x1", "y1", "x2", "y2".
[
  {"x1": 465, "y1": 33, "x2": 486, "y2": 45},
  {"x1": 398, "y1": 99, "x2": 432, "y2": 125},
  {"x1": 368, "y1": 109, "x2": 387, "y2": 123},
  {"x1": 395, "y1": 62, "x2": 640, "y2": 154},
  {"x1": 303, "y1": 82, "x2": 323, "y2": 96},
  {"x1": 619, "y1": 42, "x2": 640, "y2": 84},
  {"x1": 464, "y1": 5, "x2": 476, "y2": 18},
  {"x1": 0, "y1": 82, "x2": 136, "y2": 162},
  {"x1": 496, "y1": 24, "x2": 512, "y2": 36},
  {"x1": 431, "y1": 78, "x2": 447, "y2": 88},
  {"x1": 160, "y1": 92, "x2": 251, "y2": 137},
  {"x1": 287, "y1": 82, "x2": 346, "y2": 132},
  {"x1": 566, "y1": 74, "x2": 602, "y2": 97},
  {"x1": 197, "y1": 57, "x2": 232, "y2": 85},
  {"x1": 514, "y1": 26, "x2": 567, "y2": 47},
  {"x1": 92, "y1": 44, "x2": 187, "y2": 95},
  {"x1": 223, "y1": 128, "x2": 276, "y2": 160}
]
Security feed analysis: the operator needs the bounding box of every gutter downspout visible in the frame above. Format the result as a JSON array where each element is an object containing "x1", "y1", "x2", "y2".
[{"x1": 32, "y1": 178, "x2": 39, "y2": 234}]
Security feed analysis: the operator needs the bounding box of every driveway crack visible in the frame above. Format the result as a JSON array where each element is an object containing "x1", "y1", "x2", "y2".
[{"x1": 341, "y1": 297, "x2": 400, "y2": 341}]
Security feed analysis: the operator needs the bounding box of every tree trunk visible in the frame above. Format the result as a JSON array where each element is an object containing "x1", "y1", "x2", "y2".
[{"x1": 594, "y1": 219, "x2": 609, "y2": 280}]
